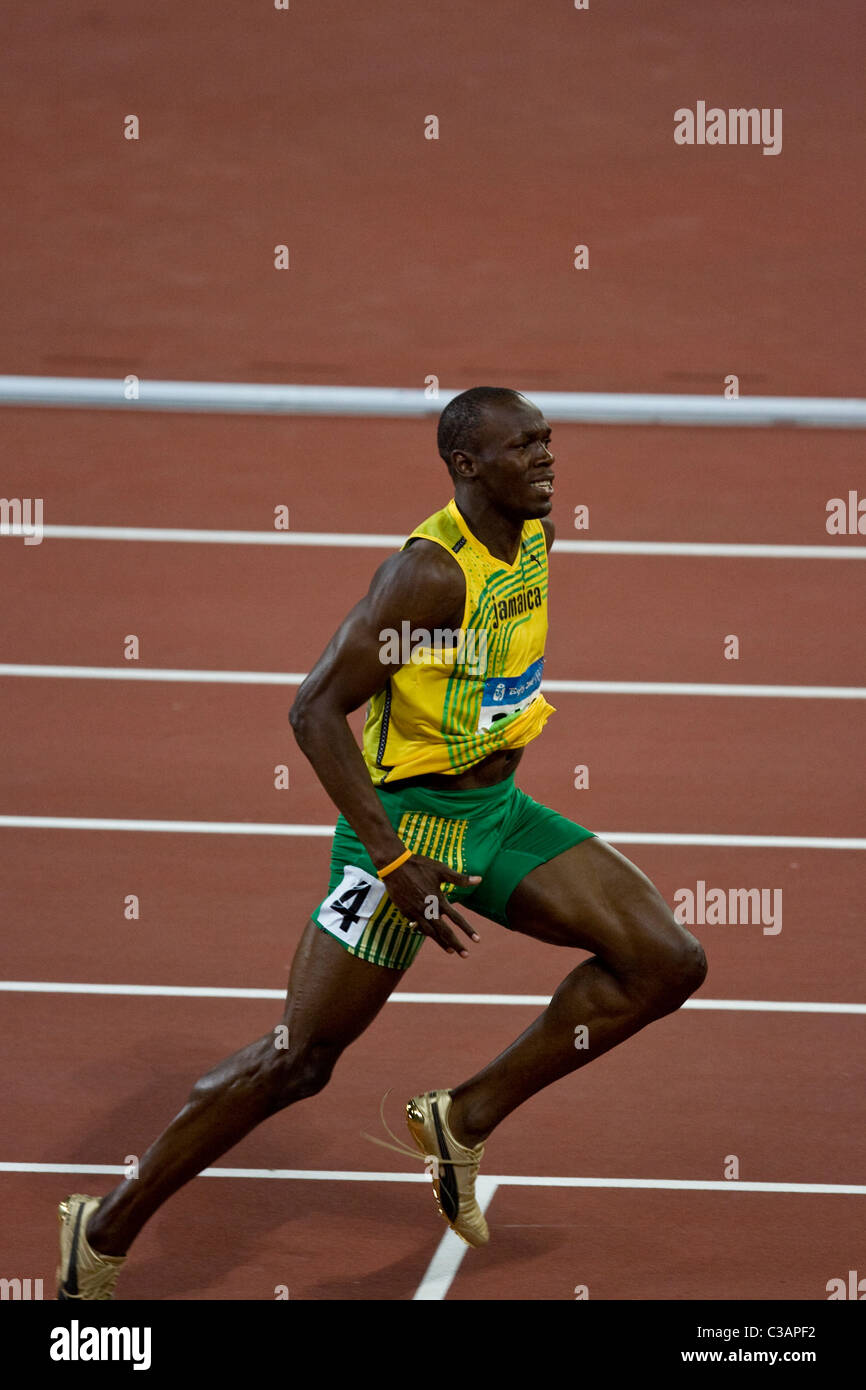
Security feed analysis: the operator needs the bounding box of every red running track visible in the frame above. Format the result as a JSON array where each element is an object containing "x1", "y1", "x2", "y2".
[{"x1": 1, "y1": 1, "x2": 864, "y2": 1300}]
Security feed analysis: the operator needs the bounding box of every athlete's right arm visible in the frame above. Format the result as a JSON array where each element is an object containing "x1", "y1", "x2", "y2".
[{"x1": 289, "y1": 540, "x2": 482, "y2": 956}]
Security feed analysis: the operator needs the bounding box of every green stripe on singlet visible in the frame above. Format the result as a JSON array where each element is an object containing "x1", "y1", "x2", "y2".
[
  {"x1": 442, "y1": 589, "x2": 489, "y2": 729},
  {"x1": 441, "y1": 533, "x2": 547, "y2": 767},
  {"x1": 447, "y1": 568, "x2": 536, "y2": 763},
  {"x1": 444, "y1": 583, "x2": 505, "y2": 759}
]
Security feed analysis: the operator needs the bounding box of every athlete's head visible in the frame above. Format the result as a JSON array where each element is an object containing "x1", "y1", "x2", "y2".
[{"x1": 437, "y1": 387, "x2": 555, "y2": 520}]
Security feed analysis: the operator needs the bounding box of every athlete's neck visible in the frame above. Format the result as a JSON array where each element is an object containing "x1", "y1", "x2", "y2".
[{"x1": 453, "y1": 496, "x2": 523, "y2": 565}]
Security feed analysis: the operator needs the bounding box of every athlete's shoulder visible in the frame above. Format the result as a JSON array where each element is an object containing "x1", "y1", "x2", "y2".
[
  {"x1": 405, "y1": 499, "x2": 464, "y2": 553},
  {"x1": 540, "y1": 515, "x2": 555, "y2": 552},
  {"x1": 364, "y1": 534, "x2": 465, "y2": 628}
]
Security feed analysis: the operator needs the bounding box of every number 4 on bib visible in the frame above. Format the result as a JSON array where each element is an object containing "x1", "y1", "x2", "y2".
[
  {"x1": 331, "y1": 882, "x2": 371, "y2": 931},
  {"x1": 316, "y1": 866, "x2": 387, "y2": 949}
]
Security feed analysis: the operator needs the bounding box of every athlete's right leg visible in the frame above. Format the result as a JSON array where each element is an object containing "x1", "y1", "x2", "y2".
[{"x1": 85, "y1": 921, "x2": 402, "y2": 1256}]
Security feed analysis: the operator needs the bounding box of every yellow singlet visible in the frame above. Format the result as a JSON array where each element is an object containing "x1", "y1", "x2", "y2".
[{"x1": 362, "y1": 498, "x2": 555, "y2": 783}]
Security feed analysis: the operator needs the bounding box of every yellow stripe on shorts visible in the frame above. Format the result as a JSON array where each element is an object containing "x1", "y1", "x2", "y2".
[{"x1": 360, "y1": 811, "x2": 468, "y2": 968}]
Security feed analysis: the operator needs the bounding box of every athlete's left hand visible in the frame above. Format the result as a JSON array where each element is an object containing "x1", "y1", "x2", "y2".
[{"x1": 382, "y1": 855, "x2": 482, "y2": 957}]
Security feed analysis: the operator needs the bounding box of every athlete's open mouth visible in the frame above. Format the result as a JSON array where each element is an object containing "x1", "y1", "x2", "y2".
[{"x1": 531, "y1": 479, "x2": 554, "y2": 495}]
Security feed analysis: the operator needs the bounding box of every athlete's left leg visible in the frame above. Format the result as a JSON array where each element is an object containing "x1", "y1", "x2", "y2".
[{"x1": 445, "y1": 837, "x2": 707, "y2": 1148}]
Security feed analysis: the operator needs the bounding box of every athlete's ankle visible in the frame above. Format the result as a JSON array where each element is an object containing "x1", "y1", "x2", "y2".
[
  {"x1": 447, "y1": 1092, "x2": 491, "y2": 1149},
  {"x1": 86, "y1": 1199, "x2": 130, "y2": 1258}
]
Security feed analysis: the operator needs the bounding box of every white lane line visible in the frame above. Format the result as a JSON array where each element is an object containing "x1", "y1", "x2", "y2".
[
  {"x1": 599, "y1": 832, "x2": 866, "y2": 849},
  {"x1": 490, "y1": 1177, "x2": 866, "y2": 1194},
  {"x1": 543, "y1": 681, "x2": 866, "y2": 699},
  {"x1": 554, "y1": 539, "x2": 866, "y2": 559},
  {"x1": 0, "y1": 664, "x2": 307, "y2": 685},
  {"x1": 0, "y1": 816, "x2": 863, "y2": 849},
  {"x1": 3, "y1": 663, "x2": 866, "y2": 700},
  {"x1": 1, "y1": 1162, "x2": 862, "y2": 1196},
  {"x1": 413, "y1": 1178, "x2": 499, "y2": 1301},
  {"x1": 4, "y1": 523, "x2": 866, "y2": 559},
  {"x1": 21, "y1": 526, "x2": 405, "y2": 548},
  {"x1": 0, "y1": 1162, "x2": 423, "y2": 1182},
  {"x1": 2, "y1": 375, "x2": 865, "y2": 426},
  {"x1": 676, "y1": 998, "x2": 866, "y2": 1015},
  {"x1": 0, "y1": 815, "x2": 335, "y2": 835},
  {"x1": 0, "y1": 982, "x2": 288, "y2": 1000},
  {"x1": 0, "y1": 982, "x2": 864, "y2": 1014}
]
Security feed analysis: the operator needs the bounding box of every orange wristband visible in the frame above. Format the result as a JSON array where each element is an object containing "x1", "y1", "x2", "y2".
[{"x1": 377, "y1": 848, "x2": 412, "y2": 879}]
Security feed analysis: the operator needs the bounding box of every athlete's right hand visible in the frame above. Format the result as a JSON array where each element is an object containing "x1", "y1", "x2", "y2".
[{"x1": 381, "y1": 855, "x2": 482, "y2": 957}]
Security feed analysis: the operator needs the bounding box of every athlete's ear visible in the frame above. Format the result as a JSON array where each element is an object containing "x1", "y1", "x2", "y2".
[{"x1": 449, "y1": 449, "x2": 477, "y2": 480}]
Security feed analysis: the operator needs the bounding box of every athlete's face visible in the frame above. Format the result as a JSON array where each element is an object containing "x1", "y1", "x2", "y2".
[{"x1": 463, "y1": 398, "x2": 555, "y2": 519}]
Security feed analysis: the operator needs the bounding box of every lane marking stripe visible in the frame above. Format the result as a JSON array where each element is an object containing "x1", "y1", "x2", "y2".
[
  {"x1": 413, "y1": 1178, "x2": 499, "y2": 1301},
  {"x1": 2, "y1": 663, "x2": 865, "y2": 699},
  {"x1": 0, "y1": 815, "x2": 335, "y2": 835},
  {"x1": 0, "y1": 981, "x2": 863, "y2": 1013},
  {"x1": 3, "y1": 523, "x2": 865, "y2": 559},
  {"x1": 0, "y1": 816, "x2": 863, "y2": 849},
  {"x1": 0, "y1": 1162, "x2": 862, "y2": 1195}
]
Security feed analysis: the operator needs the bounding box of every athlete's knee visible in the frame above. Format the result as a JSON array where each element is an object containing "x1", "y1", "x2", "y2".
[
  {"x1": 263, "y1": 1038, "x2": 341, "y2": 1111},
  {"x1": 186, "y1": 1034, "x2": 340, "y2": 1116},
  {"x1": 666, "y1": 928, "x2": 706, "y2": 997},
  {"x1": 638, "y1": 920, "x2": 707, "y2": 1012}
]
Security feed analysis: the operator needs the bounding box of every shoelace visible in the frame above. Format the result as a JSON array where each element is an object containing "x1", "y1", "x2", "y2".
[{"x1": 361, "y1": 1090, "x2": 483, "y2": 1167}]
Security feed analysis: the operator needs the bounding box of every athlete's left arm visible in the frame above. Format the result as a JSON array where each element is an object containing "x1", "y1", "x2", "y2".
[{"x1": 541, "y1": 515, "x2": 555, "y2": 553}]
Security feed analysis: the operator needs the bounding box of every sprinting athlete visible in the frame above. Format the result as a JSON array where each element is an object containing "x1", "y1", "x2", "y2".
[{"x1": 57, "y1": 386, "x2": 707, "y2": 1297}]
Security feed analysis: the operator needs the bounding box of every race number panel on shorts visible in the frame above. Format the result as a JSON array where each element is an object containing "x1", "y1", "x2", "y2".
[
  {"x1": 476, "y1": 657, "x2": 545, "y2": 732},
  {"x1": 316, "y1": 865, "x2": 388, "y2": 949}
]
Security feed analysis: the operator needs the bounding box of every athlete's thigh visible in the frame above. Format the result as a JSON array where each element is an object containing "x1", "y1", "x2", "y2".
[
  {"x1": 505, "y1": 837, "x2": 685, "y2": 963},
  {"x1": 280, "y1": 919, "x2": 405, "y2": 1052}
]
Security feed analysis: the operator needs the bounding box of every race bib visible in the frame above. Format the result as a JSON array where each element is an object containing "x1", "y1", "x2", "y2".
[
  {"x1": 477, "y1": 658, "x2": 544, "y2": 732},
  {"x1": 316, "y1": 865, "x2": 388, "y2": 948}
]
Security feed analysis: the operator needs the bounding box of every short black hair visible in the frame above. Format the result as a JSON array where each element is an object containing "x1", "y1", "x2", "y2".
[{"x1": 437, "y1": 386, "x2": 523, "y2": 469}]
